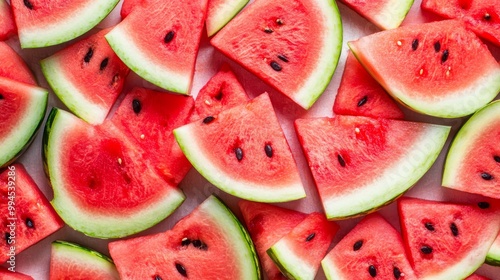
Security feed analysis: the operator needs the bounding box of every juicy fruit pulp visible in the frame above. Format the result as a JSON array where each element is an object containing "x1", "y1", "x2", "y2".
[
  {"x1": 0, "y1": 42, "x2": 37, "y2": 85},
  {"x1": 0, "y1": 0, "x2": 16, "y2": 40}
]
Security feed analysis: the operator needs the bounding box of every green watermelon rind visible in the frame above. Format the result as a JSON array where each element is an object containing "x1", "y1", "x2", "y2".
[
  {"x1": 17, "y1": 0, "x2": 120, "y2": 48},
  {"x1": 267, "y1": 242, "x2": 317, "y2": 280},
  {"x1": 51, "y1": 240, "x2": 119, "y2": 279},
  {"x1": 206, "y1": 0, "x2": 249, "y2": 37},
  {"x1": 0, "y1": 78, "x2": 48, "y2": 168},
  {"x1": 442, "y1": 100, "x2": 500, "y2": 195},
  {"x1": 42, "y1": 108, "x2": 186, "y2": 238}
]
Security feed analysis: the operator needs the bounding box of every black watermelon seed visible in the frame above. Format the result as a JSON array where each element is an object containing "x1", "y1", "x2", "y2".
[
  {"x1": 420, "y1": 245, "x2": 433, "y2": 254},
  {"x1": 278, "y1": 54, "x2": 289, "y2": 63},
  {"x1": 214, "y1": 91, "x2": 223, "y2": 101},
  {"x1": 434, "y1": 42, "x2": 441, "y2": 52},
  {"x1": 25, "y1": 218, "x2": 34, "y2": 228},
  {"x1": 276, "y1": 18, "x2": 284, "y2": 25},
  {"x1": 305, "y1": 233, "x2": 316, "y2": 242},
  {"x1": 164, "y1": 30, "x2": 175, "y2": 43},
  {"x1": 494, "y1": 155, "x2": 500, "y2": 163},
  {"x1": 484, "y1": 13, "x2": 491, "y2": 21},
  {"x1": 357, "y1": 95, "x2": 368, "y2": 107},
  {"x1": 132, "y1": 99, "x2": 142, "y2": 114},
  {"x1": 203, "y1": 116, "x2": 215, "y2": 124},
  {"x1": 154, "y1": 275, "x2": 163, "y2": 280},
  {"x1": 4, "y1": 233, "x2": 10, "y2": 245},
  {"x1": 23, "y1": 0, "x2": 33, "y2": 10},
  {"x1": 478, "y1": 202, "x2": 490, "y2": 209},
  {"x1": 353, "y1": 240, "x2": 363, "y2": 251},
  {"x1": 424, "y1": 222, "x2": 435, "y2": 231},
  {"x1": 270, "y1": 61, "x2": 282, "y2": 71},
  {"x1": 235, "y1": 147, "x2": 243, "y2": 161},
  {"x1": 100, "y1": 58, "x2": 109, "y2": 71},
  {"x1": 84, "y1": 48, "x2": 94, "y2": 63},
  {"x1": 192, "y1": 240, "x2": 202, "y2": 248},
  {"x1": 175, "y1": 263, "x2": 187, "y2": 277},
  {"x1": 411, "y1": 39, "x2": 419, "y2": 51},
  {"x1": 337, "y1": 154, "x2": 346, "y2": 167},
  {"x1": 264, "y1": 27, "x2": 273, "y2": 33},
  {"x1": 199, "y1": 243, "x2": 208, "y2": 251},
  {"x1": 481, "y1": 172, "x2": 493, "y2": 180},
  {"x1": 368, "y1": 265, "x2": 377, "y2": 277},
  {"x1": 265, "y1": 144, "x2": 273, "y2": 158},
  {"x1": 0, "y1": 94, "x2": 4, "y2": 100},
  {"x1": 450, "y1": 222, "x2": 459, "y2": 236},
  {"x1": 181, "y1": 238, "x2": 190, "y2": 246},
  {"x1": 441, "y1": 49, "x2": 449, "y2": 63},
  {"x1": 393, "y1": 267, "x2": 401, "y2": 279}
]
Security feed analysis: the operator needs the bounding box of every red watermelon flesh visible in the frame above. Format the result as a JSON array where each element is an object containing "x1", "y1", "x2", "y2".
[
  {"x1": 239, "y1": 200, "x2": 307, "y2": 280},
  {"x1": 466, "y1": 275, "x2": 492, "y2": 280},
  {"x1": 333, "y1": 51, "x2": 404, "y2": 119},
  {"x1": 41, "y1": 28, "x2": 130, "y2": 125},
  {"x1": 0, "y1": 164, "x2": 64, "y2": 263},
  {"x1": 322, "y1": 213, "x2": 417, "y2": 280},
  {"x1": 338, "y1": 0, "x2": 414, "y2": 30},
  {"x1": 120, "y1": 0, "x2": 142, "y2": 18},
  {"x1": 0, "y1": 42, "x2": 36, "y2": 85},
  {"x1": 422, "y1": 0, "x2": 500, "y2": 46},
  {"x1": 398, "y1": 197, "x2": 500, "y2": 279},
  {"x1": 0, "y1": 0, "x2": 16, "y2": 40},
  {"x1": 191, "y1": 63, "x2": 249, "y2": 122},
  {"x1": 0, "y1": 268, "x2": 33, "y2": 280},
  {"x1": 109, "y1": 88, "x2": 195, "y2": 186}
]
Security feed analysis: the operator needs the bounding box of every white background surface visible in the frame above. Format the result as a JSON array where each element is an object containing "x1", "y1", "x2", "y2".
[{"x1": 4, "y1": 0, "x2": 500, "y2": 279}]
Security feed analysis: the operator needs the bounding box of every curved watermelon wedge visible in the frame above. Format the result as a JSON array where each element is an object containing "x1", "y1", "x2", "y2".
[
  {"x1": 211, "y1": 0, "x2": 342, "y2": 109},
  {"x1": 295, "y1": 116, "x2": 450, "y2": 219},
  {"x1": 206, "y1": 0, "x2": 248, "y2": 37},
  {"x1": 10, "y1": 0, "x2": 120, "y2": 48},
  {"x1": 50, "y1": 240, "x2": 119, "y2": 280},
  {"x1": 339, "y1": 0, "x2": 414, "y2": 30},
  {"x1": 0, "y1": 42, "x2": 36, "y2": 85},
  {"x1": 174, "y1": 93, "x2": 306, "y2": 202},
  {"x1": 109, "y1": 195, "x2": 260, "y2": 280},
  {"x1": 349, "y1": 20, "x2": 500, "y2": 118},
  {"x1": 443, "y1": 100, "x2": 500, "y2": 199},
  {"x1": 0, "y1": 0, "x2": 16, "y2": 40},
  {"x1": 486, "y1": 233, "x2": 500, "y2": 266}
]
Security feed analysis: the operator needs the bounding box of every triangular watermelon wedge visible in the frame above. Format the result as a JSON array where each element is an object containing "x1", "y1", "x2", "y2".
[
  {"x1": 333, "y1": 51, "x2": 404, "y2": 119},
  {"x1": 0, "y1": 0, "x2": 16, "y2": 40},
  {"x1": 398, "y1": 197, "x2": 500, "y2": 279},
  {"x1": 174, "y1": 93, "x2": 306, "y2": 202},
  {"x1": 0, "y1": 42, "x2": 36, "y2": 85},
  {"x1": 338, "y1": 0, "x2": 414, "y2": 30},
  {"x1": 206, "y1": 0, "x2": 249, "y2": 37},
  {"x1": 295, "y1": 116, "x2": 450, "y2": 219},
  {"x1": 106, "y1": 0, "x2": 208, "y2": 94}
]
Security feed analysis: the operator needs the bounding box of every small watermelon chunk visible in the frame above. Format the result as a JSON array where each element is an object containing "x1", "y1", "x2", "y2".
[
  {"x1": 443, "y1": 100, "x2": 500, "y2": 199},
  {"x1": 339, "y1": 0, "x2": 414, "y2": 29},
  {"x1": 333, "y1": 51, "x2": 404, "y2": 119},
  {"x1": 239, "y1": 200, "x2": 307, "y2": 280},
  {"x1": 0, "y1": 77, "x2": 47, "y2": 167},
  {"x1": 0, "y1": 0, "x2": 16, "y2": 40},
  {"x1": 0, "y1": 42, "x2": 36, "y2": 85},
  {"x1": 0, "y1": 268, "x2": 33, "y2": 280},
  {"x1": 109, "y1": 195, "x2": 260, "y2": 280},
  {"x1": 10, "y1": 0, "x2": 120, "y2": 48},
  {"x1": 349, "y1": 20, "x2": 500, "y2": 118},
  {"x1": 0, "y1": 164, "x2": 64, "y2": 263},
  {"x1": 174, "y1": 93, "x2": 306, "y2": 202},
  {"x1": 50, "y1": 240, "x2": 119, "y2": 280},
  {"x1": 41, "y1": 28, "x2": 130, "y2": 125},
  {"x1": 398, "y1": 197, "x2": 500, "y2": 279},
  {"x1": 110, "y1": 88, "x2": 195, "y2": 186},
  {"x1": 106, "y1": 0, "x2": 208, "y2": 94},
  {"x1": 191, "y1": 63, "x2": 249, "y2": 121},
  {"x1": 211, "y1": 0, "x2": 343, "y2": 109},
  {"x1": 422, "y1": 0, "x2": 500, "y2": 46},
  {"x1": 267, "y1": 212, "x2": 338, "y2": 280},
  {"x1": 295, "y1": 116, "x2": 450, "y2": 219},
  {"x1": 486, "y1": 232, "x2": 500, "y2": 266},
  {"x1": 322, "y1": 213, "x2": 417, "y2": 279},
  {"x1": 206, "y1": 0, "x2": 249, "y2": 37}
]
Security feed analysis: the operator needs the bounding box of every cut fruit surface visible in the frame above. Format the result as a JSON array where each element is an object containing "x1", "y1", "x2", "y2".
[
  {"x1": 0, "y1": 42, "x2": 36, "y2": 85},
  {"x1": 206, "y1": 0, "x2": 248, "y2": 37},
  {"x1": 174, "y1": 93, "x2": 305, "y2": 202},
  {"x1": 0, "y1": 0, "x2": 16, "y2": 40},
  {"x1": 339, "y1": 0, "x2": 414, "y2": 29}
]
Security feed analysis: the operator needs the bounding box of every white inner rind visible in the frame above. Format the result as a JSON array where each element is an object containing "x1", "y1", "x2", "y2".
[
  {"x1": 269, "y1": 240, "x2": 316, "y2": 280},
  {"x1": 105, "y1": 23, "x2": 190, "y2": 94},
  {"x1": 19, "y1": 0, "x2": 120, "y2": 48},
  {"x1": 173, "y1": 126, "x2": 306, "y2": 202},
  {"x1": 372, "y1": 0, "x2": 414, "y2": 30},
  {"x1": 46, "y1": 109, "x2": 186, "y2": 238},
  {"x1": 323, "y1": 125, "x2": 450, "y2": 219},
  {"x1": 321, "y1": 256, "x2": 347, "y2": 280},
  {"x1": 41, "y1": 56, "x2": 108, "y2": 125},
  {"x1": 206, "y1": 0, "x2": 249, "y2": 37},
  {"x1": 443, "y1": 100, "x2": 500, "y2": 187}
]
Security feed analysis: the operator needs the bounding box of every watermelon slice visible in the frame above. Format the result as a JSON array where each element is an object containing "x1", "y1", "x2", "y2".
[
  {"x1": 339, "y1": 0, "x2": 414, "y2": 30},
  {"x1": 0, "y1": 77, "x2": 47, "y2": 167},
  {"x1": 322, "y1": 213, "x2": 417, "y2": 279},
  {"x1": 486, "y1": 233, "x2": 500, "y2": 266},
  {"x1": 50, "y1": 240, "x2": 119, "y2": 280},
  {"x1": 42, "y1": 108, "x2": 185, "y2": 238},
  {"x1": 333, "y1": 51, "x2": 404, "y2": 119},
  {"x1": 109, "y1": 88, "x2": 195, "y2": 186},
  {"x1": 239, "y1": 200, "x2": 307, "y2": 280},
  {"x1": 294, "y1": 116, "x2": 450, "y2": 219},
  {"x1": 0, "y1": 164, "x2": 64, "y2": 263},
  {"x1": 41, "y1": 28, "x2": 130, "y2": 125},
  {"x1": 422, "y1": 0, "x2": 500, "y2": 46},
  {"x1": 211, "y1": 0, "x2": 343, "y2": 109},
  {"x1": 206, "y1": 0, "x2": 249, "y2": 37},
  {"x1": 0, "y1": 0, "x2": 16, "y2": 40},
  {"x1": 398, "y1": 197, "x2": 500, "y2": 279},
  {"x1": 0, "y1": 268, "x2": 33, "y2": 280},
  {"x1": 10, "y1": 0, "x2": 120, "y2": 48},
  {"x1": 0, "y1": 42, "x2": 36, "y2": 85},
  {"x1": 349, "y1": 20, "x2": 500, "y2": 118},
  {"x1": 191, "y1": 63, "x2": 249, "y2": 121},
  {"x1": 443, "y1": 100, "x2": 500, "y2": 199},
  {"x1": 267, "y1": 212, "x2": 338, "y2": 280},
  {"x1": 174, "y1": 93, "x2": 306, "y2": 202},
  {"x1": 109, "y1": 195, "x2": 260, "y2": 279},
  {"x1": 106, "y1": 0, "x2": 208, "y2": 94}
]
